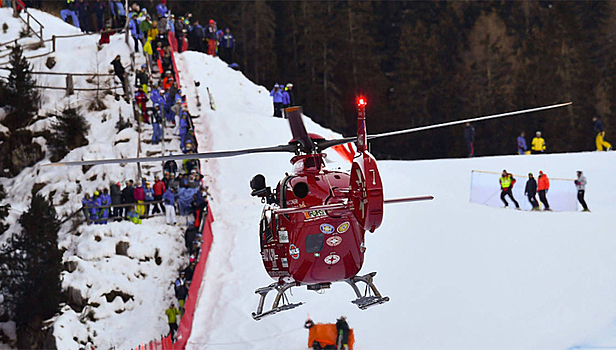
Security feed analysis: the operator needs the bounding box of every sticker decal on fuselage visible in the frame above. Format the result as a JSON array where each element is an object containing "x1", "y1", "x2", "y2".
[
  {"x1": 324, "y1": 253, "x2": 340, "y2": 265},
  {"x1": 289, "y1": 244, "x2": 300, "y2": 259},
  {"x1": 337, "y1": 221, "x2": 350, "y2": 234},
  {"x1": 320, "y1": 223, "x2": 335, "y2": 234},
  {"x1": 326, "y1": 236, "x2": 342, "y2": 247}
]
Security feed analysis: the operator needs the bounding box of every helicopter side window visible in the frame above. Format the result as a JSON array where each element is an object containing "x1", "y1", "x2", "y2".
[
  {"x1": 305, "y1": 233, "x2": 325, "y2": 253},
  {"x1": 259, "y1": 210, "x2": 275, "y2": 246}
]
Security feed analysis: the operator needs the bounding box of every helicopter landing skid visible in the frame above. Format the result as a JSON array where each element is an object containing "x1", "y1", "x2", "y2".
[
  {"x1": 345, "y1": 272, "x2": 390, "y2": 310},
  {"x1": 252, "y1": 282, "x2": 304, "y2": 321}
]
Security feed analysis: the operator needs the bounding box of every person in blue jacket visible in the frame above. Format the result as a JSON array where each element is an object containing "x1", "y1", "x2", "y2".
[
  {"x1": 129, "y1": 12, "x2": 142, "y2": 52},
  {"x1": 163, "y1": 187, "x2": 177, "y2": 225},
  {"x1": 109, "y1": 0, "x2": 126, "y2": 29},
  {"x1": 156, "y1": 0, "x2": 168, "y2": 18},
  {"x1": 270, "y1": 84, "x2": 284, "y2": 118},
  {"x1": 179, "y1": 113, "x2": 189, "y2": 150},
  {"x1": 91, "y1": 191, "x2": 102, "y2": 224},
  {"x1": 517, "y1": 132, "x2": 528, "y2": 155},
  {"x1": 100, "y1": 188, "x2": 111, "y2": 224},
  {"x1": 219, "y1": 27, "x2": 235, "y2": 63},
  {"x1": 282, "y1": 87, "x2": 291, "y2": 109},
  {"x1": 61, "y1": 0, "x2": 80, "y2": 28},
  {"x1": 152, "y1": 104, "x2": 163, "y2": 144},
  {"x1": 82, "y1": 193, "x2": 91, "y2": 220}
]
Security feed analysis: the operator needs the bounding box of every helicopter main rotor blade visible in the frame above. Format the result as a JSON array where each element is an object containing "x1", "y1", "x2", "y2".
[
  {"x1": 274, "y1": 202, "x2": 348, "y2": 216},
  {"x1": 273, "y1": 195, "x2": 434, "y2": 216},
  {"x1": 45, "y1": 143, "x2": 297, "y2": 167},
  {"x1": 286, "y1": 107, "x2": 315, "y2": 153},
  {"x1": 384, "y1": 195, "x2": 434, "y2": 204},
  {"x1": 316, "y1": 102, "x2": 572, "y2": 150}
]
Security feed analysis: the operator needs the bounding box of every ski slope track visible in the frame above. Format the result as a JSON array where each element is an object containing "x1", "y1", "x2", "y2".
[{"x1": 178, "y1": 53, "x2": 616, "y2": 350}]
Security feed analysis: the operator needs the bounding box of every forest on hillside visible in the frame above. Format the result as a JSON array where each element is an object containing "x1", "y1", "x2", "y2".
[{"x1": 44, "y1": 1, "x2": 616, "y2": 159}]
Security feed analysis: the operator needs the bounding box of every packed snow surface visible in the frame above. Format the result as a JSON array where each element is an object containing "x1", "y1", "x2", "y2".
[{"x1": 178, "y1": 52, "x2": 616, "y2": 349}]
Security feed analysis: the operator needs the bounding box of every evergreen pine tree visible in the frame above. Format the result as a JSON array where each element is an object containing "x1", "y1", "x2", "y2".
[
  {"x1": 0, "y1": 45, "x2": 39, "y2": 132},
  {"x1": 0, "y1": 194, "x2": 62, "y2": 348},
  {"x1": 48, "y1": 107, "x2": 90, "y2": 162}
]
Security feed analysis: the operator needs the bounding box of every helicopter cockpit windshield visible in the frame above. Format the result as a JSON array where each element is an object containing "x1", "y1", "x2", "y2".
[{"x1": 291, "y1": 154, "x2": 327, "y2": 174}]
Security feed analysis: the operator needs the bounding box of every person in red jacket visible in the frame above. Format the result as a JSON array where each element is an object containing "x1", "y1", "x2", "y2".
[
  {"x1": 152, "y1": 176, "x2": 166, "y2": 214},
  {"x1": 499, "y1": 170, "x2": 520, "y2": 209},
  {"x1": 537, "y1": 170, "x2": 551, "y2": 211},
  {"x1": 135, "y1": 87, "x2": 149, "y2": 123}
]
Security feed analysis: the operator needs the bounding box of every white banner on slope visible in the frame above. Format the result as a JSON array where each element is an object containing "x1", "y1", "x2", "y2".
[{"x1": 470, "y1": 170, "x2": 578, "y2": 212}]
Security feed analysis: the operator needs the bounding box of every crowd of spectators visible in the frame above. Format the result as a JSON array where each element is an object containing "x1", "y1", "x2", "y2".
[{"x1": 80, "y1": 175, "x2": 209, "y2": 225}]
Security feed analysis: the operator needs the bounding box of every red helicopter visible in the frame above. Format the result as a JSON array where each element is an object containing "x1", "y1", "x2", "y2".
[{"x1": 49, "y1": 98, "x2": 572, "y2": 320}]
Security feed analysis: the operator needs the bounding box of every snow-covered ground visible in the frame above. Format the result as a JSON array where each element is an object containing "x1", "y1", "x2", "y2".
[
  {"x1": 2, "y1": 7, "x2": 616, "y2": 350},
  {"x1": 177, "y1": 52, "x2": 616, "y2": 349},
  {"x1": 1, "y1": 9, "x2": 189, "y2": 349}
]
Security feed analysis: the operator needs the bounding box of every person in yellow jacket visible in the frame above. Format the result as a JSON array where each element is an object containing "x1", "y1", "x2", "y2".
[
  {"x1": 531, "y1": 131, "x2": 546, "y2": 154},
  {"x1": 500, "y1": 170, "x2": 520, "y2": 209},
  {"x1": 593, "y1": 116, "x2": 612, "y2": 151},
  {"x1": 165, "y1": 302, "x2": 180, "y2": 339}
]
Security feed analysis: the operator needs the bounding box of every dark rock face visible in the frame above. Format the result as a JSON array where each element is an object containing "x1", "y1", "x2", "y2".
[
  {"x1": 0, "y1": 130, "x2": 44, "y2": 178},
  {"x1": 115, "y1": 241, "x2": 129, "y2": 256}
]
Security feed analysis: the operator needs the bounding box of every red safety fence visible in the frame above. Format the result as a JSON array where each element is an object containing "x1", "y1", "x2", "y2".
[
  {"x1": 174, "y1": 211, "x2": 214, "y2": 347},
  {"x1": 137, "y1": 210, "x2": 214, "y2": 350},
  {"x1": 167, "y1": 33, "x2": 182, "y2": 85}
]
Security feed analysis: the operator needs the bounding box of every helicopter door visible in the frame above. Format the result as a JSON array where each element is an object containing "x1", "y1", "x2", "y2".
[{"x1": 259, "y1": 209, "x2": 275, "y2": 248}]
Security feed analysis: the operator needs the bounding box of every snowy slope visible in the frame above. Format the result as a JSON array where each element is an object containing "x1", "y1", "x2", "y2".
[
  {"x1": 0, "y1": 9, "x2": 189, "y2": 350},
  {"x1": 177, "y1": 52, "x2": 616, "y2": 349}
]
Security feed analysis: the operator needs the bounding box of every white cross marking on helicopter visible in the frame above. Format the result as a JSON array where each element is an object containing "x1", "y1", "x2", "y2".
[{"x1": 324, "y1": 254, "x2": 341, "y2": 265}]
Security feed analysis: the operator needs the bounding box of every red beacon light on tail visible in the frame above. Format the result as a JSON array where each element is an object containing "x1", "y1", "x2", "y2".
[{"x1": 357, "y1": 97, "x2": 367, "y2": 107}]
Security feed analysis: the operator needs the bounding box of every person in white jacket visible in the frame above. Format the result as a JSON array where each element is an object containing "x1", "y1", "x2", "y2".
[{"x1": 574, "y1": 171, "x2": 589, "y2": 212}]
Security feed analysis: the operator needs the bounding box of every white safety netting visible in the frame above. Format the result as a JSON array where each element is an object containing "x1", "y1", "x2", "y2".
[{"x1": 469, "y1": 170, "x2": 579, "y2": 211}]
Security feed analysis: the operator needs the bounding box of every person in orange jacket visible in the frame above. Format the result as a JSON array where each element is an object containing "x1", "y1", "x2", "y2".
[{"x1": 537, "y1": 170, "x2": 550, "y2": 210}]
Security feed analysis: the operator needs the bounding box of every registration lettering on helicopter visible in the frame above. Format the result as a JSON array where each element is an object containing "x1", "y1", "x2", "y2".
[{"x1": 304, "y1": 209, "x2": 327, "y2": 220}]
